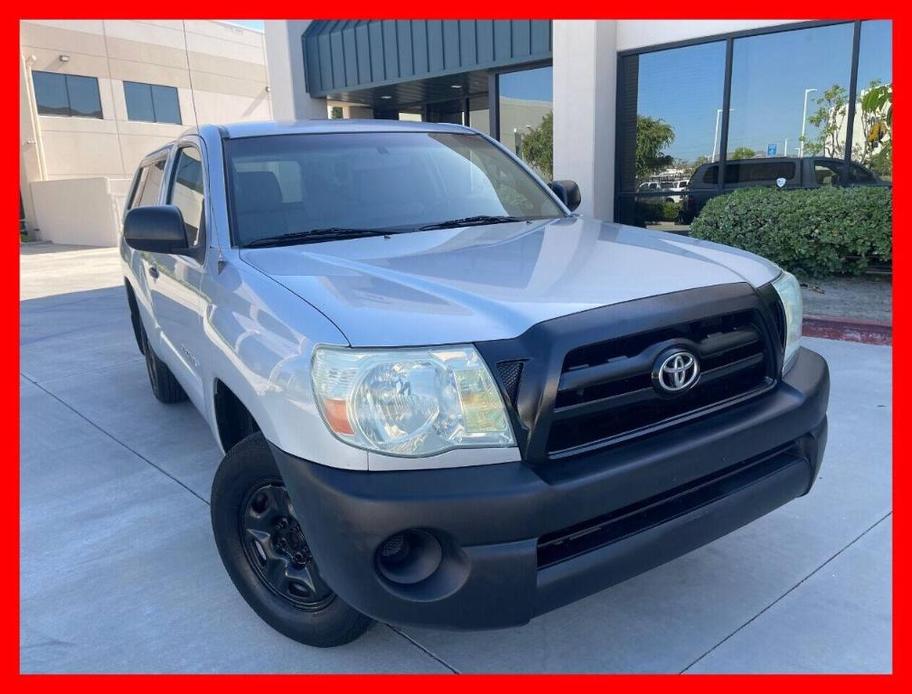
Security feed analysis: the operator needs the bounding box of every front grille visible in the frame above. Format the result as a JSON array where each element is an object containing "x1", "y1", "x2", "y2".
[
  {"x1": 537, "y1": 445, "x2": 797, "y2": 568},
  {"x1": 546, "y1": 310, "x2": 773, "y2": 456}
]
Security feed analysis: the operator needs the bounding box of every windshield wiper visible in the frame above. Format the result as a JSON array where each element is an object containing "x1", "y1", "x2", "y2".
[
  {"x1": 418, "y1": 215, "x2": 530, "y2": 231},
  {"x1": 243, "y1": 227, "x2": 396, "y2": 248}
]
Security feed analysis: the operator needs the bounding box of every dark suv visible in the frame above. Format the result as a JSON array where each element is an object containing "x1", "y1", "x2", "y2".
[{"x1": 681, "y1": 156, "x2": 884, "y2": 223}]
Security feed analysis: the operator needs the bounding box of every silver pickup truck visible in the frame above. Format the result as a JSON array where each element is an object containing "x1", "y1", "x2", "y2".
[{"x1": 120, "y1": 120, "x2": 829, "y2": 647}]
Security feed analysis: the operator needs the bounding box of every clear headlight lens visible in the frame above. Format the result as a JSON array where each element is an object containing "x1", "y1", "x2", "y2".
[
  {"x1": 311, "y1": 345, "x2": 515, "y2": 457},
  {"x1": 772, "y1": 271, "x2": 803, "y2": 372}
]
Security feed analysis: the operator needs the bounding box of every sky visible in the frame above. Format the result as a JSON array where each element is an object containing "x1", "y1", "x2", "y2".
[
  {"x1": 222, "y1": 20, "x2": 264, "y2": 32},
  {"x1": 636, "y1": 20, "x2": 892, "y2": 162}
]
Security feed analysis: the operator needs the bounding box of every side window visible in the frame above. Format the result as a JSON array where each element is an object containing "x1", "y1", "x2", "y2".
[
  {"x1": 169, "y1": 147, "x2": 205, "y2": 249},
  {"x1": 815, "y1": 162, "x2": 842, "y2": 186},
  {"x1": 849, "y1": 164, "x2": 876, "y2": 184},
  {"x1": 126, "y1": 166, "x2": 150, "y2": 211},
  {"x1": 136, "y1": 159, "x2": 166, "y2": 207},
  {"x1": 702, "y1": 166, "x2": 719, "y2": 184}
]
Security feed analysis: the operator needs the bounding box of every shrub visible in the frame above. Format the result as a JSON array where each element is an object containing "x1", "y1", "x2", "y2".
[
  {"x1": 634, "y1": 199, "x2": 681, "y2": 226},
  {"x1": 689, "y1": 186, "x2": 892, "y2": 277}
]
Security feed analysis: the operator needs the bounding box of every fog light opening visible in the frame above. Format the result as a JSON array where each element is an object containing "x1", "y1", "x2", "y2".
[{"x1": 376, "y1": 530, "x2": 442, "y2": 585}]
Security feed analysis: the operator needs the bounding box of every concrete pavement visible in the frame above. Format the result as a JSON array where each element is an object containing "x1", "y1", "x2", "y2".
[{"x1": 20, "y1": 243, "x2": 892, "y2": 673}]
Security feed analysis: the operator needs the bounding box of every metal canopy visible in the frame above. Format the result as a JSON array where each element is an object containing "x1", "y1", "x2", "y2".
[{"x1": 303, "y1": 20, "x2": 552, "y2": 101}]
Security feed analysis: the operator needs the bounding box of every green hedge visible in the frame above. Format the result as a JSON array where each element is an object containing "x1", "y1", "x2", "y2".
[
  {"x1": 689, "y1": 186, "x2": 892, "y2": 277},
  {"x1": 634, "y1": 199, "x2": 681, "y2": 227}
]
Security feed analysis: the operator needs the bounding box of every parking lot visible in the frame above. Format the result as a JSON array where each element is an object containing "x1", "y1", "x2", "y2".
[{"x1": 20, "y1": 243, "x2": 892, "y2": 673}]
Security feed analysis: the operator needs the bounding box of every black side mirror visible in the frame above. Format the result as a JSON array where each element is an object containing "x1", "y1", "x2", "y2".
[
  {"x1": 549, "y1": 180, "x2": 582, "y2": 212},
  {"x1": 124, "y1": 205, "x2": 189, "y2": 255}
]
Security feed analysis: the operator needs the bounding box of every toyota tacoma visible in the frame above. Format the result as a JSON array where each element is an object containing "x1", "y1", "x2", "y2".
[{"x1": 120, "y1": 120, "x2": 829, "y2": 647}]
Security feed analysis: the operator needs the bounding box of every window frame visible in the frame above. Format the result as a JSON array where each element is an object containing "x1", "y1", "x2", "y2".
[
  {"x1": 614, "y1": 20, "x2": 886, "y2": 221},
  {"x1": 31, "y1": 70, "x2": 103, "y2": 119},
  {"x1": 123, "y1": 80, "x2": 182, "y2": 125}
]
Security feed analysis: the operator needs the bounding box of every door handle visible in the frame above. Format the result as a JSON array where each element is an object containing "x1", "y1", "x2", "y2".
[{"x1": 148, "y1": 265, "x2": 159, "y2": 279}]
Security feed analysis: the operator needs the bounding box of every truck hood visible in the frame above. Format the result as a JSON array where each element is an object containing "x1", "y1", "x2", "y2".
[{"x1": 240, "y1": 216, "x2": 780, "y2": 347}]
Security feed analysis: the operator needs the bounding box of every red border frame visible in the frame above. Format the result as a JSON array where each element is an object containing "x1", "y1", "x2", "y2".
[{"x1": 7, "y1": 5, "x2": 900, "y2": 686}]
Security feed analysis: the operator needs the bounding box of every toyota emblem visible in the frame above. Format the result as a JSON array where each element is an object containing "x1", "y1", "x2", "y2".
[{"x1": 653, "y1": 349, "x2": 700, "y2": 394}]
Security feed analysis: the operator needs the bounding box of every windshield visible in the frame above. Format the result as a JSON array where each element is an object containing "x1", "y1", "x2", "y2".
[{"x1": 225, "y1": 131, "x2": 565, "y2": 246}]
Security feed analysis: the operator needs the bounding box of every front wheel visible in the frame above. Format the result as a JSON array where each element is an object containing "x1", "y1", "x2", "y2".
[{"x1": 210, "y1": 433, "x2": 372, "y2": 647}]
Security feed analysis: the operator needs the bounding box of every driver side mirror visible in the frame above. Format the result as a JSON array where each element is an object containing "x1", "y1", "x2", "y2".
[
  {"x1": 548, "y1": 180, "x2": 581, "y2": 212},
  {"x1": 124, "y1": 205, "x2": 190, "y2": 255}
]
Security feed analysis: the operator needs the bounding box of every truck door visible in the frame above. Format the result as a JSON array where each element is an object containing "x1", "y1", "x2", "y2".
[{"x1": 147, "y1": 140, "x2": 208, "y2": 407}]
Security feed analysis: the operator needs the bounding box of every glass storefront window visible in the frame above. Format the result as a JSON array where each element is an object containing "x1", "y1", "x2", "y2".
[
  {"x1": 468, "y1": 95, "x2": 490, "y2": 136},
  {"x1": 615, "y1": 41, "x2": 725, "y2": 232},
  {"x1": 631, "y1": 42, "x2": 726, "y2": 191},
  {"x1": 616, "y1": 21, "x2": 891, "y2": 234},
  {"x1": 498, "y1": 65, "x2": 553, "y2": 178},
  {"x1": 728, "y1": 24, "x2": 854, "y2": 161},
  {"x1": 856, "y1": 20, "x2": 892, "y2": 180}
]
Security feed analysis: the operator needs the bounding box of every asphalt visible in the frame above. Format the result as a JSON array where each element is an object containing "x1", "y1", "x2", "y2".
[{"x1": 19, "y1": 243, "x2": 892, "y2": 673}]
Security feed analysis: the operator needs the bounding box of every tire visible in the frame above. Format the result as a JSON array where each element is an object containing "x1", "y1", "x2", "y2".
[
  {"x1": 210, "y1": 433, "x2": 372, "y2": 647},
  {"x1": 141, "y1": 327, "x2": 188, "y2": 404}
]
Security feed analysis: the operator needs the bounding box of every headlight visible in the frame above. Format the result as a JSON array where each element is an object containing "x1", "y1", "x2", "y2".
[
  {"x1": 311, "y1": 345, "x2": 515, "y2": 457},
  {"x1": 772, "y1": 271, "x2": 803, "y2": 372}
]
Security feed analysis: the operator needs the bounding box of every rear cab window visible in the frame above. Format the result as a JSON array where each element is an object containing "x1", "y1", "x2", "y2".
[{"x1": 724, "y1": 161, "x2": 796, "y2": 185}]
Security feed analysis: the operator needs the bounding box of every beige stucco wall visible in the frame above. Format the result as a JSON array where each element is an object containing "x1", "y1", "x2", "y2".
[
  {"x1": 20, "y1": 19, "x2": 272, "y2": 243},
  {"x1": 31, "y1": 177, "x2": 128, "y2": 246}
]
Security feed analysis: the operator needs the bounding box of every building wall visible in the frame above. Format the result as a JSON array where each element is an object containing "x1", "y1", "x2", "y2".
[
  {"x1": 615, "y1": 19, "x2": 808, "y2": 52},
  {"x1": 19, "y1": 19, "x2": 272, "y2": 241}
]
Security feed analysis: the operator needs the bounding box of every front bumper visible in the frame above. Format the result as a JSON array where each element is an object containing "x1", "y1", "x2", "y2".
[{"x1": 272, "y1": 347, "x2": 829, "y2": 629}]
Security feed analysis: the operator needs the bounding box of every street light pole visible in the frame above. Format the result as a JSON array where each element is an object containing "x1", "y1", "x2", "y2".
[
  {"x1": 711, "y1": 108, "x2": 733, "y2": 161},
  {"x1": 799, "y1": 88, "x2": 817, "y2": 157}
]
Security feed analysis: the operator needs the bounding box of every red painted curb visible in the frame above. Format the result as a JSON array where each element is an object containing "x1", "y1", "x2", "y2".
[{"x1": 803, "y1": 315, "x2": 892, "y2": 345}]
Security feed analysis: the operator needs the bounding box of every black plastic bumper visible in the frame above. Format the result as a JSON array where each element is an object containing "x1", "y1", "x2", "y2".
[{"x1": 272, "y1": 347, "x2": 829, "y2": 630}]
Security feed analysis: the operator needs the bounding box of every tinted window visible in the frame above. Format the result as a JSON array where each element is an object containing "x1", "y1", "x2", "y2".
[
  {"x1": 499, "y1": 66, "x2": 553, "y2": 178},
  {"x1": 849, "y1": 163, "x2": 877, "y2": 184},
  {"x1": 702, "y1": 166, "x2": 719, "y2": 184},
  {"x1": 32, "y1": 71, "x2": 102, "y2": 119},
  {"x1": 856, "y1": 21, "x2": 892, "y2": 180},
  {"x1": 815, "y1": 161, "x2": 842, "y2": 186},
  {"x1": 124, "y1": 81, "x2": 181, "y2": 124},
  {"x1": 32, "y1": 72, "x2": 68, "y2": 116},
  {"x1": 226, "y1": 132, "x2": 565, "y2": 246},
  {"x1": 137, "y1": 159, "x2": 166, "y2": 207},
  {"x1": 724, "y1": 161, "x2": 796, "y2": 184},
  {"x1": 124, "y1": 82, "x2": 154, "y2": 122},
  {"x1": 728, "y1": 24, "x2": 853, "y2": 159},
  {"x1": 169, "y1": 148, "x2": 205, "y2": 247},
  {"x1": 151, "y1": 85, "x2": 181, "y2": 124}
]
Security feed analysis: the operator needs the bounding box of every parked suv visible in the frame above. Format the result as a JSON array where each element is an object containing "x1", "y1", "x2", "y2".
[
  {"x1": 681, "y1": 156, "x2": 884, "y2": 222},
  {"x1": 121, "y1": 121, "x2": 829, "y2": 647}
]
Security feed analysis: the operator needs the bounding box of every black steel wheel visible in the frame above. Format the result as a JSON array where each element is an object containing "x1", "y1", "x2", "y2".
[
  {"x1": 211, "y1": 433, "x2": 372, "y2": 647},
  {"x1": 240, "y1": 481, "x2": 334, "y2": 610}
]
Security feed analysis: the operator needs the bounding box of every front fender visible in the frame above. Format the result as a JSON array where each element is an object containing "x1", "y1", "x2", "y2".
[{"x1": 202, "y1": 258, "x2": 369, "y2": 471}]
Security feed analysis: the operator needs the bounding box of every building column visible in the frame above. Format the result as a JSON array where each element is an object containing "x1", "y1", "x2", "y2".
[
  {"x1": 264, "y1": 20, "x2": 327, "y2": 120},
  {"x1": 552, "y1": 20, "x2": 617, "y2": 221},
  {"x1": 19, "y1": 51, "x2": 45, "y2": 236}
]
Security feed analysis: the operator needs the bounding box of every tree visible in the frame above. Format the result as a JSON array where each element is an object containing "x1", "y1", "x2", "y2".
[
  {"x1": 519, "y1": 112, "x2": 553, "y2": 179},
  {"x1": 635, "y1": 115, "x2": 675, "y2": 179},
  {"x1": 803, "y1": 84, "x2": 848, "y2": 157},
  {"x1": 857, "y1": 81, "x2": 892, "y2": 178},
  {"x1": 729, "y1": 147, "x2": 756, "y2": 160}
]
